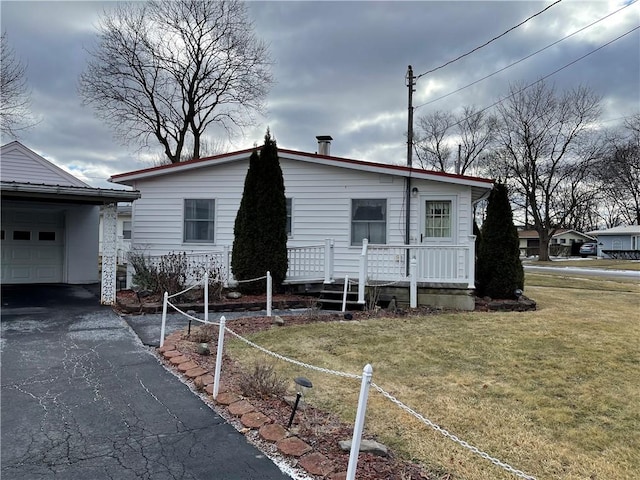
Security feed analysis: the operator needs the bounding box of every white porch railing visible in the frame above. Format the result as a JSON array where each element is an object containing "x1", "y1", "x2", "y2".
[{"x1": 286, "y1": 238, "x2": 334, "y2": 284}]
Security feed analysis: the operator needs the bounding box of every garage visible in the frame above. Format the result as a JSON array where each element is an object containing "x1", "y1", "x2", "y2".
[{"x1": 1, "y1": 207, "x2": 65, "y2": 284}]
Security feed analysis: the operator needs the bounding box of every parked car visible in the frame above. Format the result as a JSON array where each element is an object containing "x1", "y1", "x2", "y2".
[{"x1": 579, "y1": 242, "x2": 597, "y2": 257}]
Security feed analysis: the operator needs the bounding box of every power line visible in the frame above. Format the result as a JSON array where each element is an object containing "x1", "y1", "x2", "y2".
[
  {"x1": 416, "y1": 0, "x2": 563, "y2": 79},
  {"x1": 415, "y1": 25, "x2": 640, "y2": 149},
  {"x1": 415, "y1": 1, "x2": 636, "y2": 110}
]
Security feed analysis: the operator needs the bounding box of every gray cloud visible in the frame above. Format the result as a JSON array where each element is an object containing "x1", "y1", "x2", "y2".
[{"x1": 1, "y1": 0, "x2": 638, "y2": 187}]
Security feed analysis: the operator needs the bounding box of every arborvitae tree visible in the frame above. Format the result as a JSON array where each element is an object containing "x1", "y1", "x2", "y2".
[
  {"x1": 476, "y1": 183, "x2": 524, "y2": 298},
  {"x1": 232, "y1": 129, "x2": 288, "y2": 293}
]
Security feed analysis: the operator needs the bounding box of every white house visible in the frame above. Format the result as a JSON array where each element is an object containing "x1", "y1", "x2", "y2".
[
  {"x1": 110, "y1": 137, "x2": 494, "y2": 310},
  {"x1": 1, "y1": 141, "x2": 140, "y2": 303}
]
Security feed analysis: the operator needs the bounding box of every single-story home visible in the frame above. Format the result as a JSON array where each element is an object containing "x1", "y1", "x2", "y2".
[
  {"x1": 518, "y1": 228, "x2": 595, "y2": 257},
  {"x1": 110, "y1": 136, "x2": 494, "y2": 310},
  {"x1": 588, "y1": 225, "x2": 640, "y2": 259},
  {"x1": 1, "y1": 141, "x2": 140, "y2": 304}
]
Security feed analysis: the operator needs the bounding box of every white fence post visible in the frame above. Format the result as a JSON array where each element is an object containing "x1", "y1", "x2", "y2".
[
  {"x1": 346, "y1": 364, "x2": 373, "y2": 480},
  {"x1": 160, "y1": 291, "x2": 168, "y2": 347},
  {"x1": 204, "y1": 272, "x2": 209, "y2": 323},
  {"x1": 223, "y1": 245, "x2": 230, "y2": 288},
  {"x1": 358, "y1": 239, "x2": 368, "y2": 304},
  {"x1": 468, "y1": 235, "x2": 476, "y2": 289},
  {"x1": 324, "y1": 238, "x2": 334, "y2": 284},
  {"x1": 410, "y1": 257, "x2": 417, "y2": 308},
  {"x1": 213, "y1": 316, "x2": 226, "y2": 400},
  {"x1": 266, "y1": 271, "x2": 272, "y2": 317},
  {"x1": 342, "y1": 275, "x2": 349, "y2": 313}
]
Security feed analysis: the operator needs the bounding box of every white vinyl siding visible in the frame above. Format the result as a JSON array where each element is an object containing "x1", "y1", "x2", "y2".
[{"x1": 184, "y1": 199, "x2": 215, "y2": 243}]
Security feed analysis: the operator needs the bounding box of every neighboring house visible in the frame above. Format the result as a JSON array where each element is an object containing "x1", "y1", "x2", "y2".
[
  {"x1": 588, "y1": 225, "x2": 640, "y2": 259},
  {"x1": 518, "y1": 228, "x2": 595, "y2": 257},
  {"x1": 99, "y1": 204, "x2": 132, "y2": 264},
  {"x1": 1, "y1": 141, "x2": 139, "y2": 304},
  {"x1": 110, "y1": 137, "x2": 494, "y2": 310}
]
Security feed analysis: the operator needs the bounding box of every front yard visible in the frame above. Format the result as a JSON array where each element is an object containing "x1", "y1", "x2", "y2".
[{"x1": 224, "y1": 271, "x2": 640, "y2": 479}]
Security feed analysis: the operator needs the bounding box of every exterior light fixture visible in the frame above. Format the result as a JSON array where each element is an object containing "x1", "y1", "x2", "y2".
[
  {"x1": 287, "y1": 376, "x2": 313, "y2": 429},
  {"x1": 514, "y1": 289, "x2": 523, "y2": 299},
  {"x1": 411, "y1": 187, "x2": 419, "y2": 197}
]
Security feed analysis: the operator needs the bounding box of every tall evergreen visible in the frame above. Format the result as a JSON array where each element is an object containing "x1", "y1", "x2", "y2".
[
  {"x1": 476, "y1": 183, "x2": 524, "y2": 298},
  {"x1": 232, "y1": 129, "x2": 288, "y2": 294}
]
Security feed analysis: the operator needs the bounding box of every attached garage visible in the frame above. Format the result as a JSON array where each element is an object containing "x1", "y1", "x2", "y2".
[{"x1": 1, "y1": 142, "x2": 139, "y2": 302}]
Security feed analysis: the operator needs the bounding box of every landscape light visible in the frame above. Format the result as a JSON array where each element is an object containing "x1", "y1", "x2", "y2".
[{"x1": 287, "y1": 376, "x2": 313, "y2": 429}]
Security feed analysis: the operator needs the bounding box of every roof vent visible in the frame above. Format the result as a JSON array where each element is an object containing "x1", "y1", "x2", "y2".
[{"x1": 316, "y1": 135, "x2": 333, "y2": 156}]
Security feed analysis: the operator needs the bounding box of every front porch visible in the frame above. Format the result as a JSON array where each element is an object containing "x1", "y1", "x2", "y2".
[{"x1": 120, "y1": 237, "x2": 477, "y2": 311}]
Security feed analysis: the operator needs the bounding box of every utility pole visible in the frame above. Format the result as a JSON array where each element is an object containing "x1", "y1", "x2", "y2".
[
  {"x1": 405, "y1": 66, "x2": 415, "y2": 275},
  {"x1": 456, "y1": 143, "x2": 461, "y2": 175}
]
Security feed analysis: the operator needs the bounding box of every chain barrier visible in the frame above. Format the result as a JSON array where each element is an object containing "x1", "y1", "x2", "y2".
[
  {"x1": 167, "y1": 280, "x2": 202, "y2": 300},
  {"x1": 165, "y1": 300, "x2": 219, "y2": 326},
  {"x1": 234, "y1": 275, "x2": 267, "y2": 284},
  {"x1": 369, "y1": 278, "x2": 408, "y2": 288},
  {"x1": 223, "y1": 326, "x2": 362, "y2": 381},
  {"x1": 370, "y1": 383, "x2": 537, "y2": 480}
]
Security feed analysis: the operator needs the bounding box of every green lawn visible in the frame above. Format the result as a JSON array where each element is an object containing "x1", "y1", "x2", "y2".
[{"x1": 226, "y1": 272, "x2": 640, "y2": 480}]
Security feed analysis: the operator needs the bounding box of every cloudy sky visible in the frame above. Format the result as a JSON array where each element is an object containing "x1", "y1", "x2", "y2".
[{"x1": 1, "y1": 0, "x2": 638, "y2": 189}]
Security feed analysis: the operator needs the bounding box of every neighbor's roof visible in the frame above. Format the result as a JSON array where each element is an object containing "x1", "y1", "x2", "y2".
[
  {"x1": 109, "y1": 146, "x2": 494, "y2": 196},
  {"x1": 589, "y1": 225, "x2": 640, "y2": 236}
]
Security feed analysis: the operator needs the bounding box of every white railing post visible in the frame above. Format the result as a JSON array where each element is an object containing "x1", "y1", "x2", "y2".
[
  {"x1": 342, "y1": 275, "x2": 349, "y2": 313},
  {"x1": 204, "y1": 272, "x2": 209, "y2": 323},
  {"x1": 468, "y1": 235, "x2": 476, "y2": 289},
  {"x1": 324, "y1": 238, "x2": 334, "y2": 284},
  {"x1": 410, "y1": 257, "x2": 417, "y2": 308},
  {"x1": 160, "y1": 291, "x2": 168, "y2": 347},
  {"x1": 346, "y1": 364, "x2": 373, "y2": 480},
  {"x1": 266, "y1": 271, "x2": 272, "y2": 317},
  {"x1": 223, "y1": 245, "x2": 230, "y2": 288},
  {"x1": 213, "y1": 316, "x2": 226, "y2": 400},
  {"x1": 358, "y1": 239, "x2": 368, "y2": 304}
]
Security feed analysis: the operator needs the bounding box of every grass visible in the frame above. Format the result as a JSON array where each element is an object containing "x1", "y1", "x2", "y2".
[
  {"x1": 225, "y1": 272, "x2": 640, "y2": 480},
  {"x1": 525, "y1": 258, "x2": 640, "y2": 270}
]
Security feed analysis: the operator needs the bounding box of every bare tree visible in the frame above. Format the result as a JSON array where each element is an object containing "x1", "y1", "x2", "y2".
[
  {"x1": 414, "y1": 106, "x2": 497, "y2": 175},
  {"x1": 1, "y1": 32, "x2": 34, "y2": 138},
  {"x1": 594, "y1": 114, "x2": 640, "y2": 226},
  {"x1": 79, "y1": 0, "x2": 273, "y2": 164},
  {"x1": 493, "y1": 81, "x2": 602, "y2": 261}
]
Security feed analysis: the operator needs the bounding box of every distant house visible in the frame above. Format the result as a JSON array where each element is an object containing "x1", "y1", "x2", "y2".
[
  {"x1": 518, "y1": 228, "x2": 595, "y2": 257},
  {"x1": 1, "y1": 141, "x2": 139, "y2": 303},
  {"x1": 589, "y1": 225, "x2": 640, "y2": 259},
  {"x1": 110, "y1": 137, "x2": 494, "y2": 310}
]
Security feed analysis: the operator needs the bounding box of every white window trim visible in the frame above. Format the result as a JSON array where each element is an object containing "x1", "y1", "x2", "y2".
[
  {"x1": 350, "y1": 198, "x2": 388, "y2": 246},
  {"x1": 420, "y1": 195, "x2": 457, "y2": 244},
  {"x1": 182, "y1": 198, "x2": 216, "y2": 245},
  {"x1": 286, "y1": 197, "x2": 293, "y2": 239}
]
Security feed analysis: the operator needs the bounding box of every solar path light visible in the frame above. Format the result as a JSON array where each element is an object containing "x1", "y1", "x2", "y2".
[{"x1": 287, "y1": 376, "x2": 312, "y2": 429}]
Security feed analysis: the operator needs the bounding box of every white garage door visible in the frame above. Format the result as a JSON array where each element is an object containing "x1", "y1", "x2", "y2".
[{"x1": 1, "y1": 210, "x2": 64, "y2": 284}]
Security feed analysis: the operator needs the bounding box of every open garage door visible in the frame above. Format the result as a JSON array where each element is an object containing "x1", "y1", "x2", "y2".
[{"x1": 1, "y1": 210, "x2": 64, "y2": 284}]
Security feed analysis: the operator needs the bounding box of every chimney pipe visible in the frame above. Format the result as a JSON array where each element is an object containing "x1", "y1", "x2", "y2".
[{"x1": 316, "y1": 135, "x2": 333, "y2": 156}]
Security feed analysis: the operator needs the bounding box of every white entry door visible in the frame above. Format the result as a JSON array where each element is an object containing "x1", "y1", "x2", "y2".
[{"x1": 1, "y1": 209, "x2": 65, "y2": 284}]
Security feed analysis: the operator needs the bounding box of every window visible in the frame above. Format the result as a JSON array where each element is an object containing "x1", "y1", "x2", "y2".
[
  {"x1": 286, "y1": 198, "x2": 292, "y2": 237},
  {"x1": 425, "y1": 200, "x2": 451, "y2": 238},
  {"x1": 122, "y1": 221, "x2": 132, "y2": 240},
  {"x1": 351, "y1": 199, "x2": 386, "y2": 245},
  {"x1": 184, "y1": 199, "x2": 215, "y2": 243},
  {"x1": 13, "y1": 230, "x2": 31, "y2": 241},
  {"x1": 38, "y1": 231, "x2": 56, "y2": 241}
]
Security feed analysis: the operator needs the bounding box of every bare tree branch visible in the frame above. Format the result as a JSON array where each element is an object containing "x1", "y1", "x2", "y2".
[
  {"x1": 1, "y1": 32, "x2": 35, "y2": 138},
  {"x1": 79, "y1": 0, "x2": 273, "y2": 163}
]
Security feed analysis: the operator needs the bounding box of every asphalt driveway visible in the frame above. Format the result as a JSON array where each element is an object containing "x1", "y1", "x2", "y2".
[{"x1": 1, "y1": 284, "x2": 293, "y2": 480}]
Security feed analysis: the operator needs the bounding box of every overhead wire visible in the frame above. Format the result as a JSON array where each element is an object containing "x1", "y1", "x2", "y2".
[
  {"x1": 413, "y1": 24, "x2": 640, "y2": 155},
  {"x1": 416, "y1": 0, "x2": 563, "y2": 79},
  {"x1": 415, "y1": 0, "x2": 637, "y2": 110}
]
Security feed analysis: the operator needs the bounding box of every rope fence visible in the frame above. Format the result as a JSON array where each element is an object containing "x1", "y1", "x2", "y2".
[{"x1": 158, "y1": 271, "x2": 536, "y2": 480}]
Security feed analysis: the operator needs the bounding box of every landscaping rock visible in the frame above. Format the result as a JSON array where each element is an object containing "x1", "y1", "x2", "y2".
[
  {"x1": 169, "y1": 355, "x2": 190, "y2": 365},
  {"x1": 177, "y1": 360, "x2": 198, "y2": 372},
  {"x1": 276, "y1": 436, "x2": 311, "y2": 457},
  {"x1": 185, "y1": 366, "x2": 208, "y2": 378},
  {"x1": 215, "y1": 392, "x2": 240, "y2": 405},
  {"x1": 338, "y1": 439, "x2": 388, "y2": 457},
  {"x1": 228, "y1": 399, "x2": 255, "y2": 417},
  {"x1": 227, "y1": 291, "x2": 242, "y2": 299},
  {"x1": 240, "y1": 411, "x2": 270, "y2": 429},
  {"x1": 162, "y1": 350, "x2": 181, "y2": 359},
  {"x1": 259, "y1": 423, "x2": 288, "y2": 442},
  {"x1": 197, "y1": 343, "x2": 210, "y2": 355},
  {"x1": 299, "y1": 452, "x2": 335, "y2": 476},
  {"x1": 271, "y1": 315, "x2": 285, "y2": 326}
]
